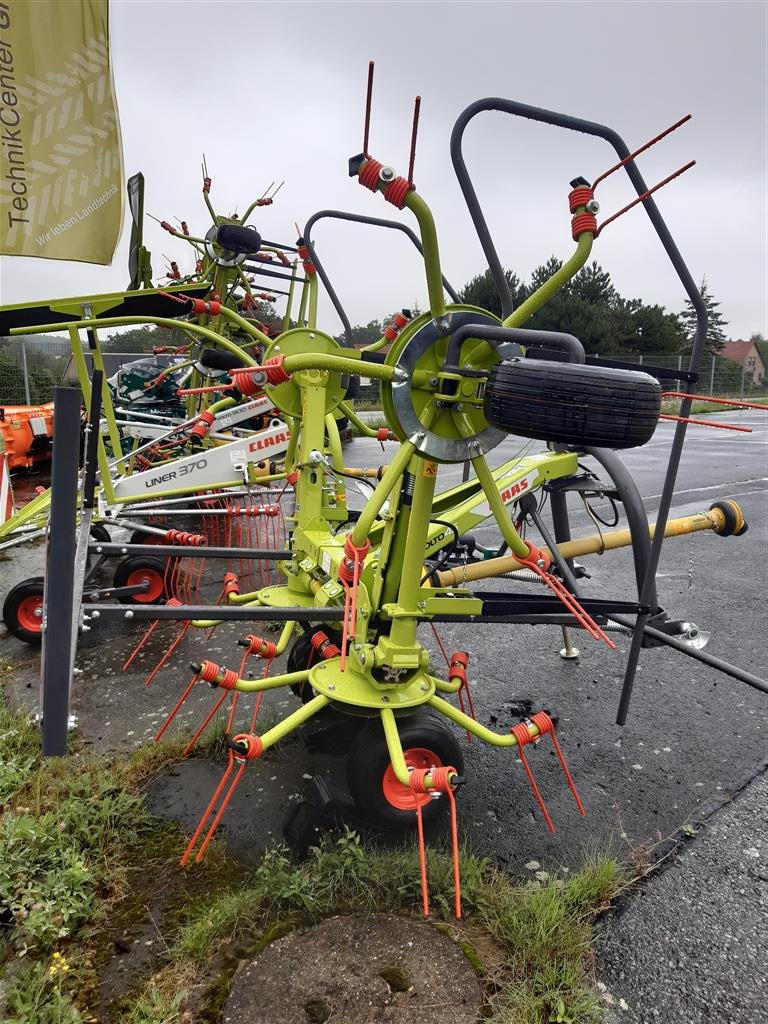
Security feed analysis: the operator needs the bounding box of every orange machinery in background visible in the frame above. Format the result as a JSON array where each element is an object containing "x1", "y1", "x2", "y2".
[{"x1": 0, "y1": 403, "x2": 54, "y2": 471}]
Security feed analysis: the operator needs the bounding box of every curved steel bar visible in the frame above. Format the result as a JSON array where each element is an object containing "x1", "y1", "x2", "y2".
[
  {"x1": 450, "y1": 98, "x2": 710, "y2": 723},
  {"x1": 583, "y1": 446, "x2": 659, "y2": 612},
  {"x1": 445, "y1": 323, "x2": 585, "y2": 369},
  {"x1": 302, "y1": 209, "x2": 460, "y2": 346}
]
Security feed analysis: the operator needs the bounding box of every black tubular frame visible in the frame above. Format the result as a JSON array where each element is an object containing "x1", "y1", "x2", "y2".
[
  {"x1": 444, "y1": 323, "x2": 585, "y2": 369},
  {"x1": 449, "y1": 98, "x2": 764, "y2": 722},
  {"x1": 302, "y1": 209, "x2": 460, "y2": 345},
  {"x1": 41, "y1": 387, "x2": 87, "y2": 755}
]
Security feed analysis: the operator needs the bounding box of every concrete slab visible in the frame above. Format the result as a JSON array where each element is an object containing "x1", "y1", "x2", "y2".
[{"x1": 222, "y1": 913, "x2": 482, "y2": 1024}]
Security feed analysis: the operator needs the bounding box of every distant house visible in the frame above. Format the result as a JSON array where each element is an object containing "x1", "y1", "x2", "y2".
[{"x1": 721, "y1": 340, "x2": 766, "y2": 384}]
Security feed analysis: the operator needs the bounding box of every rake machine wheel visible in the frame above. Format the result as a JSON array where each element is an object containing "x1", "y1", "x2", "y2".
[
  {"x1": 346, "y1": 712, "x2": 464, "y2": 829},
  {"x1": 287, "y1": 629, "x2": 343, "y2": 704},
  {"x1": 113, "y1": 555, "x2": 169, "y2": 605},
  {"x1": 3, "y1": 577, "x2": 45, "y2": 645},
  {"x1": 484, "y1": 358, "x2": 662, "y2": 450}
]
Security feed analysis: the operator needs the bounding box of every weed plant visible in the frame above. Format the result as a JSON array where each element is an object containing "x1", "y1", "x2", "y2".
[{"x1": 0, "y1": 696, "x2": 621, "y2": 1024}]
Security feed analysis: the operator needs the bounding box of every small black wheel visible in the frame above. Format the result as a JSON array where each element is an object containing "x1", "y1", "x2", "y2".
[
  {"x1": 90, "y1": 523, "x2": 111, "y2": 543},
  {"x1": 484, "y1": 358, "x2": 661, "y2": 449},
  {"x1": 287, "y1": 629, "x2": 342, "y2": 703},
  {"x1": 112, "y1": 556, "x2": 168, "y2": 605},
  {"x1": 3, "y1": 577, "x2": 45, "y2": 645},
  {"x1": 346, "y1": 711, "x2": 464, "y2": 830}
]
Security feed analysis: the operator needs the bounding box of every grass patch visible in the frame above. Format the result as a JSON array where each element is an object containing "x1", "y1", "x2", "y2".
[
  {"x1": 0, "y1": 695, "x2": 623, "y2": 1024},
  {"x1": 133, "y1": 835, "x2": 621, "y2": 1023}
]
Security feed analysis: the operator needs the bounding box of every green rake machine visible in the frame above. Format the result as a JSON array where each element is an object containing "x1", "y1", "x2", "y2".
[
  {"x1": 0, "y1": 170, "x2": 339, "y2": 641},
  {"x1": 22, "y1": 76, "x2": 768, "y2": 916}
]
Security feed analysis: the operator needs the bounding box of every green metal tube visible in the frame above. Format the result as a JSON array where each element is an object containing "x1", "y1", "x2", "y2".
[
  {"x1": 404, "y1": 190, "x2": 446, "y2": 320},
  {"x1": 336, "y1": 400, "x2": 378, "y2": 438},
  {"x1": 428, "y1": 695, "x2": 540, "y2": 746},
  {"x1": 204, "y1": 303, "x2": 273, "y2": 347},
  {"x1": 432, "y1": 674, "x2": 462, "y2": 694},
  {"x1": 12, "y1": 316, "x2": 259, "y2": 367},
  {"x1": 297, "y1": 276, "x2": 309, "y2": 327},
  {"x1": 470, "y1": 451, "x2": 530, "y2": 558},
  {"x1": 251, "y1": 693, "x2": 331, "y2": 752},
  {"x1": 203, "y1": 190, "x2": 216, "y2": 222},
  {"x1": 380, "y1": 707, "x2": 410, "y2": 785},
  {"x1": 283, "y1": 264, "x2": 297, "y2": 333},
  {"x1": 351, "y1": 440, "x2": 416, "y2": 545},
  {"x1": 207, "y1": 396, "x2": 238, "y2": 416},
  {"x1": 86, "y1": 326, "x2": 125, "y2": 467},
  {"x1": 394, "y1": 456, "x2": 437, "y2": 614},
  {"x1": 67, "y1": 327, "x2": 117, "y2": 504},
  {"x1": 503, "y1": 232, "x2": 593, "y2": 328},
  {"x1": 218, "y1": 669, "x2": 308, "y2": 692},
  {"x1": 306, "y1": 271, "x2": 318, "y2": 329},
  {"x1": 361, "y1": 334, "x2": 392, "y2": 354},
  {"x1": 274, "y1": 619, "x2": 296, "y2": 655},
  {"x1": 297, "y1": 384, "x2": 328, "y2": 523},
  {"x1": 227, "y1": 668, "x2": 309, "y2": 692},
  {"x1": 283, "y1": 352, "x2": 396, "y2": 382},
  {"x1": 325, "y1": 413, "x2": 344, "y2": 470},
  {"x1": 283, "y1": 415, "x2": 299, "y2": 471}
]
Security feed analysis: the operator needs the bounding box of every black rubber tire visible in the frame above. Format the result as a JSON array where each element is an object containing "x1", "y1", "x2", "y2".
[
  {"x1": 287, "y1": 629, "x2": 342, "y2": 703},
  {"x1": 484, "y1": 358, "x2": 661, "y2": 449},
  {"x1": 90, "y1": 523, "x2": 111, "y2": 543},
  {"x1": 215, "y1": 223, "x2": 262, "y2": 254},
  {"x1": 3, "y1": 577, "x2": 45, "y2": 645},
  {"x1": 200, "y1": 347, "x2": 247, "y2": 373},
  {"x1": 112, "y1": 556, "x2": 168, "y2": 605},
  {"x1": 346, "y1": 711, "x2": 464, "y2": 830}
]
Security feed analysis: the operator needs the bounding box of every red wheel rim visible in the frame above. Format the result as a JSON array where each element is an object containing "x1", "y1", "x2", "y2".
[
  {"x1": 381, "y1": 747, "x2": 444, "y2": 811},
  {"x1": 16, "y1": 594, "x2": 43, "y2": 633},
  {"x1": 126, "y1": 568, "x2": 164, "y2": 603}
]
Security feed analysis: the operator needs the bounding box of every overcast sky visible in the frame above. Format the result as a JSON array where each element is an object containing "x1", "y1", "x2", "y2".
[{"x1": 2, "y1": 0, "x2": 766, "y2": 340}]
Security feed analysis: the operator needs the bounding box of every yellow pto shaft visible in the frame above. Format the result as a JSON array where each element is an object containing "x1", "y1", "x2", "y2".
[{"x1": 436, "y1": 500, "x2": 746, "y2": 588}]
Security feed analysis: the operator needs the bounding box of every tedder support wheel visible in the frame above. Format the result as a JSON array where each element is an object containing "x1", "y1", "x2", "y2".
[
  {"x1": 346, "y1": 712, "x2": 464, "y2": 830},
  {"x1": 3, "y1": 577, "x2": 45, "y2": 645},
  {"x1": 287, "y1": 629, "x2": 343, "y2": 703},
  {"x1": 90, "y1": 523, "x2": 111, "y2": 543},
  {"x1": 113, "y1": 556, "x2": 168, "y2": 605},
  {"x1": 484, "y1": 358, "x2": 662, "y2": 450}
]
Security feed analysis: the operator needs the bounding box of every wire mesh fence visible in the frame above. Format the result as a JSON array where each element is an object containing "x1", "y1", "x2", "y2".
[
  {"x1": 636, "y1": 351, "x2": 767, "y2": 404},
  {"x1": 0, "y1": 338, "x2": 154, "y2": 406},
  {"x1": 1, "y1": 337, "x2": 765, "y2": 408},
  {"x1": 355, "y1": 351, "x2": 767, "y2": 409}
]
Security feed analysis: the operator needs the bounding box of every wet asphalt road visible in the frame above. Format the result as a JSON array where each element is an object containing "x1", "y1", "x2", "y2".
[
  {"x1": 1, "y1": 412, "x2": 766, "y2": 876},
  {"x1": 597, "y1": 770, "x2": 768, "y2": 1024}
]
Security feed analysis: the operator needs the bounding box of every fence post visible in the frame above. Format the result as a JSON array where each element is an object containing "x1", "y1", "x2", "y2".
[
  {"x1": 40, "y1": 387, "x2": 81, "y2": 756},
  {"x1": 710, "y1": 355, "x2": 715, "y2": 394},
  {"x1": 20, "y1": 341, "x2": 31, "y2": 405},
  {"x1": 740, "y1": 362, "x2": 746, "y2": 398}
]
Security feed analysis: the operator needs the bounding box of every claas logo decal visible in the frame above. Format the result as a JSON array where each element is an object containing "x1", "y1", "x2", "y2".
[
  {"x1": 248, "y1": 430, "x2": 290, "y2": 453},
  {"x1": 499, "y1": 476, "x2": 531, "y2": 503}
]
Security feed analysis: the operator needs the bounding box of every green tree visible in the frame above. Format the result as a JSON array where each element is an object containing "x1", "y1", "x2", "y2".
[
  {"x1": 335, "y1": 318, "x2": 385, "y2": 348},
  {"x1": 458, "y1": 268, "x2": 526, "y2": 317},
  {"x1": 679, "y1": 278, "x2": 728, "y2": 356},
  {"x1": 455, "y1": 259, "x2": 685, "y2": 360}
]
